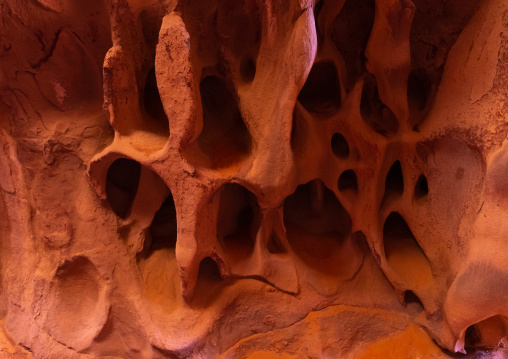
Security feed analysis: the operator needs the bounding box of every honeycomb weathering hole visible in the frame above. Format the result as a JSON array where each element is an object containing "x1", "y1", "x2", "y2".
[
  {"x1": 414, "y1": 174, "x2": 429, "y2": 202},
  {"x1": 331, "y1": 133, "x2": 350, "y2": 158},
  {"x1": 297, "y1": 62, "x2": 341, "y2": 115},
  {"x1": 240, "y1": 57, "x2": 256, "y2": 82},
  {"x1": 106, "y1": 158, "x2": 141, "y2": 218},
  {"x1": 192, "y1": 257, "x2": 224, "y2": 307},
  {"x1": 3, "y1": 0, "x2": 508, "y2": 356},
  {"x1": 383, "y1": 212, "x2": 433, "y2": 291},
  {"x1": 338, "y1": 170, "x2": 358, "y2": 193},
  {"x1": 407, "y1": 69, "x2": 431, "y2": 130},
  {"x1": 216, "y1": 184, "x2": 260, "y2": 261},
  {"x1": 148, "y1": 194, "x2": 177, "y2": 252},
  {"x1": 360, "y1": 75, "x2": 399, "y2": 136},
  {"x1": 382, "y1": 160, "x2": 404, "y2": 206},
  {"x1": 197, "y1": 76, "x2": 252, "y2": 168},
  {"x1": 283, "y1": 180, "x2": 354, "y2": 275},
  {"x1": 198, "y1": 257, "x2": 222, "y2": 281},
  {"x1": 464, "y1": 316, "x2": 508, "y2": 350},
  {"x1": 404, "y1": 290, "x2": 424, "y2": 312},
  {"x1": 143, "y1": 67, "x2": 169, "y2": 133}
]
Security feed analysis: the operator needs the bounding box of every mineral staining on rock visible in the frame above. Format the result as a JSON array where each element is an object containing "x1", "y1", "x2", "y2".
[{"x1": 1, "y1": 0, "x2": 508, "y2": 357}]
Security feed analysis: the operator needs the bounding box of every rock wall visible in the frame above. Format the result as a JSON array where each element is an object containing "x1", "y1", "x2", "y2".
[{"x1": 1, "y1": 0, "x2": 508, "y2": 357}]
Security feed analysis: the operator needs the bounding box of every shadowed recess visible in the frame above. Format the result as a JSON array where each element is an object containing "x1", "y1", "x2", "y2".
[
  {"x1": 140, "y1": 9, "x2": 164, "y2": 57},
  {"x1": 407, "y1": 69, "x2": 431, "y2": 130},
  {"x1": 197, "y1": 76, "x2": 252, "y2": 168},
  {"x1": 143, "y1": 68, "x2": 169, "y2": 134},
  {"x1": 404, "y1": 290, "x2": 424, "y2": 312},
  {"x1": 383, "y1": 212, "x2": 433, "y2": 290},
  {"x1": 240, "y1": 57, "x2": 256, "y2": 82},
  {"x1": 331, "y1": 133, "x2": 350, "y2": 158},
  {"x1": 338, "y1": 170, "x2": 358, "y2": 193},
  {"x1": 360, "y1": 75, "x2": 398, "y2": 136},
  {"x1": 381, "y1": 161, "x2": 404, "y2": 206},
  {"x1": 267, "y1": 232, "x2": 287, "y2": 254},
  {"x1": 298, "y1": 62, "x2": 341, "y2": 115},
  {"x1": 464, "y1": 316, "x2": 508, "y2": 350},
  {"x1": 198, "y1": 257, "x2": 222, "y2": 281},
  {"x1": 191, "y1": 257, "x2": 226, "y2": 308},
  {"x1": 283, "y1": 179, "x2": 354, "y2": 275},
  {"x1": 106, "y1": 158, "x2": 141, "y2": 218},
  {"x1": 216, "y1": 184, "x2": 260, "y2": 261},
  {"x1": 331, "y1": 0, "x2": 375, "y2": 90},
  {"x1": 148, "y1": 194, "x2": 177, "y2": 252},
  {"x1": 414, "y1": 175, "x2": 428, "y2": 201}
]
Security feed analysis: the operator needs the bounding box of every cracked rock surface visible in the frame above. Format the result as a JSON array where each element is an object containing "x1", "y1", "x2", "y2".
[{"x1": 1, "y1": 0, "x2": 508, "y2": 357}]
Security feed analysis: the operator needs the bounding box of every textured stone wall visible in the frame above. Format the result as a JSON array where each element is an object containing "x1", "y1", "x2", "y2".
[{"x1": 1, "y1": 0, "x2": 508, "y2": 357}]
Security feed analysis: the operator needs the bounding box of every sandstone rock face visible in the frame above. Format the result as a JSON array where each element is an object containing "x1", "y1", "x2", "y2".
[{"x1": 0, "y1": 0, "x2": 508, "y2": 357}]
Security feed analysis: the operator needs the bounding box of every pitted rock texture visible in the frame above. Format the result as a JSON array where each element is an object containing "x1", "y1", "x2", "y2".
[{"x1": 1, "y1": 0, "x2": 508, "y2": 358}]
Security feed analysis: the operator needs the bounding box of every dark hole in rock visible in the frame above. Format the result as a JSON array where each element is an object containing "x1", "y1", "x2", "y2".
[
  {"x1": 464, "y1": 316, "x2": 508, "y2": 350},
  {"x1": 240, "y1": 57, "x2": 256, "y2": 82},
  {"x1": 143, "y1": 68, "x2": 169, "y2": 129},
  {"x1": 106, "y1": 158, "x2": 141, "y2": 218},
  {"x1": 404, "y1": 290, "x2": 424, "y2": 311},
  {"x1": 384, "y1": 213, "x2": 413, "y2": 240},
  {"x1": 331, "y1": 133, "x2": 350, "y2": 158},
  {"x1": 465, "y1": 325, "x2": 481, "y2": 348},
  {"x1": 360, "y1": 74, "x2": 399, "y2": 136},
  {"x1": 382, "y1": 161, "x2": 404, "y2": 206},
  {"x1": 338, "y1": 170, "x2": 358, "y2": 193},
  {"x1": 408, "y1": 70, "x2": 431, "y2": 112},
  {"x1": 383, "y1": 212, "x2": 433, "y2": 289},
  {"x1": 197, "y1": 257, "x2": 223, "y2": 282},
  {"x1": 267, "y1": 233, "x2": 286, "y2": 254},
  {"x1": 414, "y1": 175, "x2": 428, "y2": 201},
  {"x1": 283, "y1": 179, "x2": 353, "y2": 274},
  {"x1": 408, "y1": 69, "x2": 431, "y2": 130},
  {"x1": 216, "y1": 184, "x2": 260, "y2": 261},
  {"x1": 148, "y1": 194, "x2": 177, "y2": 252},
  {"x1": 192, "y1": 256, "x2": 225, "y2": 307},
  {"x1": 298, "y1": 62, "x2": 341, "y2": 115},
  {"x1": 140, "y1": 9, "x2": 164, "y2": 58},
  {"x1": 198, "y1": 76, "x2": 252, "y2": 168},
  {"x1": 331, "y1": 0, "x2": 375, "y2": 90}
]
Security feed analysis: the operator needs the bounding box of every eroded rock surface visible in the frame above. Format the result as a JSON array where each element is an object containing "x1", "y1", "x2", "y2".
[{"x1": 1, "y1": 0, "x2": 508, "y2": 357}]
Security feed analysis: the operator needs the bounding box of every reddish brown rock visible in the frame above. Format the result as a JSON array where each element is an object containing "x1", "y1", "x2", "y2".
[{"x1": 1, "y1": 0, "x2": 508, "y2": 357}]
